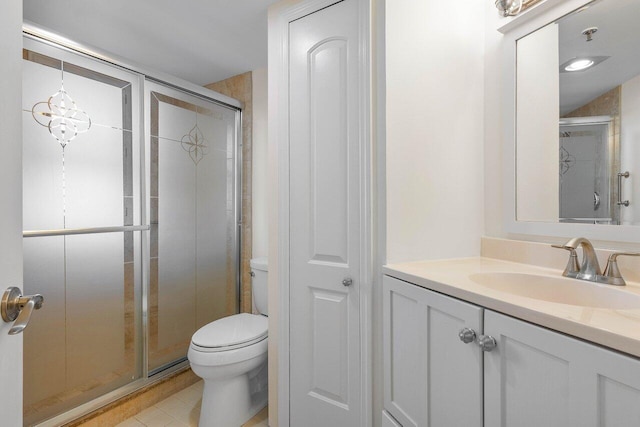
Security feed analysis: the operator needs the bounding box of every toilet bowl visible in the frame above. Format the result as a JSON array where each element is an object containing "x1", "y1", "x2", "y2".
[{"x1": 188, "y1": 257, "x2": 269, "y2": 427}]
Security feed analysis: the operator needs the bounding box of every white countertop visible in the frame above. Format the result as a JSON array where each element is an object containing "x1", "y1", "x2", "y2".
[{"x1": 384, "y1": 257, "x2": 640, "y2": 358}]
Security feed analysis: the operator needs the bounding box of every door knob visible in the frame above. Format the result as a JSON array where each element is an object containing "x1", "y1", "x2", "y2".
[
  {"x1": 342, "y1": 278, "x2": 353, "y2": 287},
  {"x1": 458, "y1": 327, "x2": 477, "y2": 344},
  {"x1": 1, "y1": 287, "x2": 44, "y2": 335}
]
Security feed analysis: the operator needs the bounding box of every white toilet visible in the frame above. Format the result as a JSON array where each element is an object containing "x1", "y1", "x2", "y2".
[{"x1": 188, "y1": 257, "x2": 269, "y2": 427}]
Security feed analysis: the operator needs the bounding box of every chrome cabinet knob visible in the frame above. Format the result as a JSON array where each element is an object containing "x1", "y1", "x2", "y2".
[
  {"x1": 342, "y1": 278, "x2": 353, "y2": 287},
  {"x1": 478, "y1": 335, "x2": 497, "y2": 352},
  {"x1": 458, "y1": 327, "x2": 477, "y2": 344}
]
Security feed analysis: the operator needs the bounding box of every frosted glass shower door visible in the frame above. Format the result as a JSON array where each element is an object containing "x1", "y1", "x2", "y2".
[
  {"x1": 559, "y1": 122, "x2": 612, "y2": 223},
  {"x1": 22, "y1": 38, "x2": 143, "y2": 426},
  {"x1": 145, "y1": 82, "x2": 240, "y2": 373}
]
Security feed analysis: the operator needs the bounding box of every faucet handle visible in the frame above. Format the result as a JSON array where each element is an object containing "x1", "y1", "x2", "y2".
[
  {"x1": 603, "y1": 252, "x2": 640, "y2": 286},
  {"x1": 551, "y1": 244, "x2": 580, "y2": 278}
]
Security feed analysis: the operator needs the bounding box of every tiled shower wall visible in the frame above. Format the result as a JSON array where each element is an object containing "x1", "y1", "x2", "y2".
[{"x1": 206, "y1": 72, "x2": 254, "y2": 313}]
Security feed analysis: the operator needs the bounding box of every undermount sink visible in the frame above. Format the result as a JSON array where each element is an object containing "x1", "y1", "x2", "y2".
[{"x1": 469, "y1": 272, "x2": 640, "y2": 309}]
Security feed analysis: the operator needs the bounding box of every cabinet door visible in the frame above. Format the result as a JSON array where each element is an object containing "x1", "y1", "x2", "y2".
[
  {"x1": 484, "y1": 310, "x2": 640, "y2": 427},
  {"x1": 383, "y1": 276, "x2": 483, "y2": 427}
]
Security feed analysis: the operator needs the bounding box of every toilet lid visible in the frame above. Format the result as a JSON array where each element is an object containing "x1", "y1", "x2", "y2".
[{"x1": 191, "y1": 313, "x2": 268, "y2": 349}]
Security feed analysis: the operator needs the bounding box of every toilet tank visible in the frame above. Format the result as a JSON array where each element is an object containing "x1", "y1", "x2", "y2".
[{"x1": 250, "y1": 257, "x2": 268, "y2": 316}]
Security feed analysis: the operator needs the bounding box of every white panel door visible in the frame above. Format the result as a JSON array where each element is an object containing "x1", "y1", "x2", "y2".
[
  {"x1": 382, "y1": 410, "x2": 402, "y2": 427},
  {"x1": 383, "y1": 276, "x2": 483, "y2": 427},
  {"x1": 484, "y1": 310, "x2": 640, "y2": 427},
  {"x1": 0, "y1": 1, "x2": 24, "y2": 425},
  {"x1": 289, "y1": 0, "x2": 364, "y2": 425}
]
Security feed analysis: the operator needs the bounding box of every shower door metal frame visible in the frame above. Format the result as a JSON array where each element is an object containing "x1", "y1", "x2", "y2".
[
  {"x1": 21, "y1": 24, "x2": 243, "y2": 427},
  {"x1": 144, "y1": 79, "x2": 243, "y2": 376}
]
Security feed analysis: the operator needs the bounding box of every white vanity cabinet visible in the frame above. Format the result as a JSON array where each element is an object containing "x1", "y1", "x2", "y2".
[
  {"x1": 384, "y1": 274, "x2": 640, "y2": 427},
  {"x1": 382, "y1": 276, "x2": 483, "y2": 427},
  {"x1": 484, "y1": 310, "x2": 640, "y2": 427}
]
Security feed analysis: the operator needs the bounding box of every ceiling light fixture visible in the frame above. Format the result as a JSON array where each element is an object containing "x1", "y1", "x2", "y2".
[
  {"x1": 495, "y1": 0, "x2": 522, "y2": 17},
  {"x1": 565, "y1": 59, "x2": 595, "y2": 72},
  {"x1": 560, "y1": 56, "x2": 610, "y2": 73}
]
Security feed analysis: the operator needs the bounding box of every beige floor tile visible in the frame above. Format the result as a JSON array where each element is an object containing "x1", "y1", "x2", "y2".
[
  {"x1": 118, "y1": 378, "x2": 268, "y2": 427},
  {"x1": 135, "y1": 406, "x2": 175, "y2": 426},
  {"x1": 189, "y1": 383, "x2": 204, "y2": 396},
  {"x1": 115, "y1": 418, "x2": 145, "y2": 427},
  {"x1": 187, "y1": 404, "x2": 201, "y2": 426},
  {"x1": 134, "y1": 406, "x2": 164, "y2": 424},
  {"x1": 156, "y1": 398, "x2": 197, "y2": 426},
  {"x1": 155, "y1": 396, "x2": 189, "y2": 414},
  {"x1": 242, "y1": 406, "x2": 268, "y2": 427},
  {"x1": 173, "y1": 385, "x2": 202, "y2": 406}
]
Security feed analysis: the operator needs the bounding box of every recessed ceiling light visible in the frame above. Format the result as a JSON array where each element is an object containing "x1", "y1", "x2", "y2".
[
  {"x1": 559, "y1": 56, "x2": 610, "y2": 73},
  {"x1": 565, "y1": 58, "x2": 595, "y2": 71}
]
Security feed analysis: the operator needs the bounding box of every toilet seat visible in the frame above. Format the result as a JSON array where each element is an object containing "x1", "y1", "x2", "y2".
[{"x1": 191, "y1": 313, "x2": 268, "y2": 353}]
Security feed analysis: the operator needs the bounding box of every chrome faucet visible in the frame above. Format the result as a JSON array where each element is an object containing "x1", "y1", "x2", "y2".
[
  {"x1": 563, "y1": 237, "x2": 602, "y2": 281},
  {"x1": 552, "y1": 237, "x2": 640, "y2": 286}
]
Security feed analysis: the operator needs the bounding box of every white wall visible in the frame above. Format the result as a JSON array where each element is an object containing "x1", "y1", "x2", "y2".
[
  {"x1": 386, "y1": 0, "x2": 485, "y2": 263},
  {"x1": 621, "y1": 74, "x2": 640, "y2": 225},
  {"x1": 252, "y1": 67, "x2": 269, "y2": 257},
  {"x1": 483, "y1": 2, "x2": 506, "y2": 238}
]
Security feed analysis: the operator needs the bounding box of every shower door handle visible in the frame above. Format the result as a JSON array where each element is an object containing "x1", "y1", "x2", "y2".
[
  {"x1": 618, "y1": 171, "x2": 630, "y2": 207},
  {"x1": 1, "y1": 287, "x2": 44, "y2": 335}
]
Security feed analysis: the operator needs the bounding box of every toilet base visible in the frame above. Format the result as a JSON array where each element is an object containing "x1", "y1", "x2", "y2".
[{"x1": 198, "y1": 361, "x2": 268, "y2": 427}]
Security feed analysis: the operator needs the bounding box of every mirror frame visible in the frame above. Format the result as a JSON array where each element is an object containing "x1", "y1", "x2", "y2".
[{"x1": 501, "y1": 0, "x2": 640, "y2": 243}]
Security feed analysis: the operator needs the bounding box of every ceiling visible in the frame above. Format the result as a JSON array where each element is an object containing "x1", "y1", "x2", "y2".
[
  {"x1": 557, "y1": 0, "x2": 640, "y2": 114},
  {"x1": 24, "y1": 0, "x2": 280, "y2": 86}
]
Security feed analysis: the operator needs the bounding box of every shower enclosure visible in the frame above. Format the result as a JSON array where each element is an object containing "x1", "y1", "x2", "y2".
[
  {"x1": 559, "y1": 117, "x2": 617, "y2": 224},
  {"x1": 21, "y1": 32, "x2": 241, "y2": 426}
]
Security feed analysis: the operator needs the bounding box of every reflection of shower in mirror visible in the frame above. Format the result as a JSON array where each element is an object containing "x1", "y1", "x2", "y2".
[{"x1": 559, "y1": 117, "x2": 617, "y2": 225}]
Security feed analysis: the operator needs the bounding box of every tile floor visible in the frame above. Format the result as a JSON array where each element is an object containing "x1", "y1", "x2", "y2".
[{"x1": 116, "y1": 381, "x2": 268, "y2": 427}]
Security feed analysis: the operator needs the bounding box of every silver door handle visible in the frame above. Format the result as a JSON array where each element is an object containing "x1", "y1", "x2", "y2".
[
  {"x1": 617, "y1": 171, "x2": 630, "y2": 207},
  {"x1": 342, "y1": 278, "x2": 353, "y2": 287},
  {"x1": 1, "y1": 287, "x2": 44, "y2": 335}
]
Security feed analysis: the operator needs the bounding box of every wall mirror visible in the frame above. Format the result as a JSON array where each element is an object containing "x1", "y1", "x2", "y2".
[{"x1": 515, "y1": 0, "x2": 640, "y2": 228}]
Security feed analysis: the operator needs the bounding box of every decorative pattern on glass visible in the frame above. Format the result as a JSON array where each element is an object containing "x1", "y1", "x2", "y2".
[
  {"x1": 181, "y1": 122, "x2": 209, "y2": 165},
  {"x1": 559, "y1": 146, "x2": 576, "y2": 176},
  {"x1": 31, "y1": 81, "x2": 91, "y2": 148}
]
